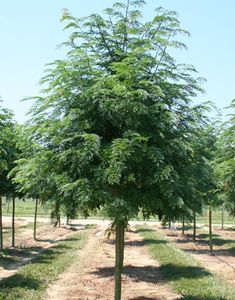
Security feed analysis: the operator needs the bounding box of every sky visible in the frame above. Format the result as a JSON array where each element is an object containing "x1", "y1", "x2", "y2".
[{"x1": 0, "y1": 0, "x2": 235, "y2": 123}]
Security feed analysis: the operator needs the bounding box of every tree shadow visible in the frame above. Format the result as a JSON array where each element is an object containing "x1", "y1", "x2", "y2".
[
  {"x1": 197, "y1": 233, "x2": 220, "y2": 239},
  {"x1": 184, "y1": 247, "x2": 235, "y2": 257},
  {"x1": 223, "y1": 227, "x2": 235, "y2": 232},
  {"x1": 0, "y1": 234, "x2": 76, "y2": 270},
  {"x1": 35, "y1": 236, "x2": 80, "y2": 244},
  {"x1": 182, "y1": 296, "x2": 227, "y2": 300},
  {"x1": 210, "y1": 238, "x2": 235, "y2": 246},
  {"x1": 0, "y1": 246, "x2": 44, "y2": 270},
  {"x1": 159, "y1": 263, "x2": 211, "y2": 280},
  {"x1": 135, "y1": 228, "x2": 155, "y2": 234},
  {"x1": 172, "y1": 225, "x2": 202, "y2": 232},
  {"x1": 106, "y1": 239, "x2": 168, "y2": 247},
  {"x1": 125, "y1": 239, "x2": 168, "y2": 247},
  {"x1": 0, "y1": 274, "x2": 41, "y2": 292},
  {"x1": 92, "y1": 264, "x2": 210, "y2": 283},
  {"x1": 174, "y1": 233, "x2": 235, "y2": 247},
  {"x1": 129, "y1": 297, "x2": 161, "y2": 300}
]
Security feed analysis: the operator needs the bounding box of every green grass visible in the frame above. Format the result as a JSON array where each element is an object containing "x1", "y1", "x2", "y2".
[
  {"x1": 2, "y1": 199, "x2": 49, "y2": 217},
  {"x1": 197, "y1": 209, "x2": 235, "y2": 226},
  {"x1": 0, "y1": 230, "x2": 89, "y2": 300},
  {"x1": 138, "y1": 226, "x2": 235, "y2": 300}
]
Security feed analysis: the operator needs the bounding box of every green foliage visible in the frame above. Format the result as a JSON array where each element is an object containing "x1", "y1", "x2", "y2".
[
  {"x1": 13, "y1": 1, "x2": 213, "y2": 227},
  {"x1": 215, "y1": 100, "x2": 235, "y2": 215},
  {"x1": 0, "y1": 101, "x2": 18, "y2": 197}
]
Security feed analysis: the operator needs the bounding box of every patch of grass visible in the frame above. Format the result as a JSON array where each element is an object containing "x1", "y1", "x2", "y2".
[
  {"x1": 0, "y1": 230, "x2": 89, "y2": 300},
  {"x1": 138, "y1": 226, "x2": 235, "y2": 300}
]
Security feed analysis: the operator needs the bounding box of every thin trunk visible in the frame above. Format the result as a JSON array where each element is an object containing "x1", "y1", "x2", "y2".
[
  {"x1": 0, "y1": 196, "x2": 3, "y2": 251},
  {"x1": 221, "y1": 204, "x2": 224, "y2": 230},
  {"x1": 12, "y1": 197, "x2": 15, "y2": 247},
  {"x1": 209, "y1": 206, "x2": 213, "y2": 251},
  {"x1": 193, "y1": 210, "x2": 196, "y2": 242},
  {"x1": 182, "y1": 214, "x2": 185, "y2": 235},
  {"x1": 114, "y1": 223, "x2": 125, "y2": 300},
  {"x1": 168, "y1": 219, "x2": 171, "y2": 229},
  {"x1": 34, "y1": 198, "x2": 38, "y2": 240},
  {"x1": 58, "y1": 214, "x2": 61, "y2": 227},
  {"x1": 120, "y1": 224, "x2": 125, "y2": 274}
]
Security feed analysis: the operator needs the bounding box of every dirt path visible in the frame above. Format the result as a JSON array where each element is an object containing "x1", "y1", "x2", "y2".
[
  {"x1": 46, "y1": 226, "x2": 181, "y2": 300},
  {"x1": 156, "y1": 225, "x2": 235, "y2": 290}
]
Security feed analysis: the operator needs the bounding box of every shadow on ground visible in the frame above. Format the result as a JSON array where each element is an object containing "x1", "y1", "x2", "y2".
[{"x1": 92, "y1": 263, "x2": 210, "y2": 283}]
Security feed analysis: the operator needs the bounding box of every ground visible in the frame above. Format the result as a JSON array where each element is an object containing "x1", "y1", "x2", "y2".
[
  {"x1": 46, "y1": 226, "x2": 180, "y2": 300},
  {"x1": 156, "y1": 224, "x2": 235, "y2": 290},
  {"x1": 0, "y1": 217, "x2": 85, "y2": 280},
  {"x1": 0, "y1": 217, "x2": 235, "y2": 299}
]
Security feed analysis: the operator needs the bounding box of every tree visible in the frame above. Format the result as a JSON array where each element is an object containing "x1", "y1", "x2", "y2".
[
  {"x1": 21, "y1": 1, "x2": 210, "y2": 298},
  {"x1": 0, "y1": 101, "x2": 16, "y2": 250},
  {"x1": 201, "y1": 124, "x2": 219, "y2": 251},
  {"x1": 215, "y1": 100, "x2": 235, "y2": 218}
]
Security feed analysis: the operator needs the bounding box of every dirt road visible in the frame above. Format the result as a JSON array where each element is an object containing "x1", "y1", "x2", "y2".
[{"x1": 46, "y1": 227, "x2": 181, "y2": 300}]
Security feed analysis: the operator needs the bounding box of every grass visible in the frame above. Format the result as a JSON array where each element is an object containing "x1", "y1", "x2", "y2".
[
  {"x1": 197, "y1": 209, "x2": 235, "y2": 226},
  {"x1": 138, "y1": 226, "x2": 235, "y2": 300},
  {"x1": 0, "y1": 230, "x2": 89, "y2": 300},
  {"x1": 2, "y1": 199, "x2": 49, "y2": 217},
  {"x1": 2, "y1": 198, "x2": 235, "y2": 228}
]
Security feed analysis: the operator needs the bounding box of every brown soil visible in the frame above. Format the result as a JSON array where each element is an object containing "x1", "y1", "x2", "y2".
[
  {"x1": 46, "y1": 227, "x2": 181, "y2": 300},
  {"x1": 157, "y1": 225, "x2": 235, "y2": 290}
]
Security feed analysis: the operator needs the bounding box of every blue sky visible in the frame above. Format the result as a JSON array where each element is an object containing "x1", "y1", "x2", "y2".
[{"x1": 0, "y1": 0, "x2": 234, "y2": 123}]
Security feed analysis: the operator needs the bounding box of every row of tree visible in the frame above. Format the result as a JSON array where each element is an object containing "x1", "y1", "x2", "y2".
[{"x1": 0, "y1": 1, "x2": 234, "y2": 299}]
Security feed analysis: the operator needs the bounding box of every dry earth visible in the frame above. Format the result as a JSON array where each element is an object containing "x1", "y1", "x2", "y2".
[{"x1": 46, "y1": 226, "x2": 181, "y2": 300}]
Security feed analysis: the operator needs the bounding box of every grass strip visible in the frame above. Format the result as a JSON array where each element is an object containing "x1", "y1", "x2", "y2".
[
  {"x1": 0, "y1": 230, "x2": 89, "y2": 300},
  {"x1": 138, "y1": 226, "x2": 235, "y2": 300}
]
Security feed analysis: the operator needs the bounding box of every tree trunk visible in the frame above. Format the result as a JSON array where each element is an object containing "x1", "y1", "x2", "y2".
[
  {"x1": 193, "y1": 210, "x2": 196, "y2": 242},
  {"x1": 34, "y1": 198, "x2": 38, "y2": 240},
  {"x1": 221, "y1": 204, "x2": 224, "y2": 230},
  {"x1": 209, "y1": 206, "x2": 213, "y2": 251},
  {"x1": 168, "y1": 219, "x2": 171, "y2": 229},
  {"x1": 0, "y1": 196, "x2": 3, "y2": 251},
  {"x1": 12, "y1": 197, "x2": 15, "y2": 247},
  {"x1": 182, "y1": 214, "x2": 185, "y2": 235},
  {"x1": 58, "y1": 214, "x2": 61, "y2": 227},
  {"x1": 114, "y1": 223, "x2": 125, "y2": 300}
]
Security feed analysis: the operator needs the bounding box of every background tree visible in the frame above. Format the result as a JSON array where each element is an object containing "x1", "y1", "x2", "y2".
[
  {"x1": 215, "y1": 100, "x2": 235, "y2": 218},
  {"x1": 0, "y1": 101, "x2": 16, "y2": 250}
]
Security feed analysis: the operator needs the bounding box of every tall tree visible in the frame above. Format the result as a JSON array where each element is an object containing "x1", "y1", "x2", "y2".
[{"x1": 19, "y1": 1, "x2": 211, "y2": 298}]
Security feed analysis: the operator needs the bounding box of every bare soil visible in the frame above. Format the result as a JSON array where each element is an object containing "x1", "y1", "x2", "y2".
[
  {"x1": 156, "y1": 225, "x2": 235, "y2": 290},
  {"x1": 46, "y1": 226, "x2": 181, "y2": 300}
]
